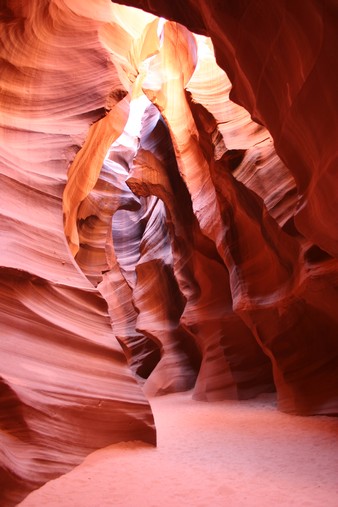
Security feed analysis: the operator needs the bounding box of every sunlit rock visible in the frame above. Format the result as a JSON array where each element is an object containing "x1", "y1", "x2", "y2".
[{"x1": 1, "y1": 0, "x2": 338, "y2": 505}]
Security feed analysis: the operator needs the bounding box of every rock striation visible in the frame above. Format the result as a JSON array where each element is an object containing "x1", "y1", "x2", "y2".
[
  {"x1": 109, "y1": 0, "x2": 338, "y2": 411},
  {"x1": 0, "y1": 2, "x2": 157, "y2": 505},
  {"x1": 1, "y1": 0, "x2": 338, "y2": 505}
]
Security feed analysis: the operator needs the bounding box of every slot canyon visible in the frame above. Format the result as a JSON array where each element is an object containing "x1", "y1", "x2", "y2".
[{"x1": 1, "y1": 1, "x2": 338, "y2": 505}]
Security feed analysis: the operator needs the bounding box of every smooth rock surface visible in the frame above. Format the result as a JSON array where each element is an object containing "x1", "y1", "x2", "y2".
[{"x1": 1, "y1": 1, "x2": 338, "y2": 505}]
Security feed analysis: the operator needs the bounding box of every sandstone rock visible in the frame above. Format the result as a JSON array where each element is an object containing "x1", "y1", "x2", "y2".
[{"x1": 2, "y1": 0, "x2": 338, "y2": 505}]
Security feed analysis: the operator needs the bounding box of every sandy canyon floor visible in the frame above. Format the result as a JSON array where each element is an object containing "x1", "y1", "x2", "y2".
[{"x1": 18, "y1": 391, "x2": 338, "y2": 506}]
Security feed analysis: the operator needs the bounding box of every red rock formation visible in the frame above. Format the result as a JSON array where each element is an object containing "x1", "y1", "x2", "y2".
[
  {"x1": 0, "y1": 3, "x2": 156, "y2": 506},
  {"x1": 1, "y1": 0, "x2": 338, "y2": 505},
  {"x1": 128, "y1": 112, "x2": 273, "y2": 401},
  {"x1": 116, "y1": 0, "x2": 338, "y2": 256},
  {"x1": 110, "y1": 0, "x2": 338, "y2": 411}
]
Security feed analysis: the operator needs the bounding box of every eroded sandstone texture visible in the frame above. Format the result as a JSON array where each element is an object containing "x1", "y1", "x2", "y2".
[{"x1": 1, "y1": 0, "x2": 338, "y2": 505}]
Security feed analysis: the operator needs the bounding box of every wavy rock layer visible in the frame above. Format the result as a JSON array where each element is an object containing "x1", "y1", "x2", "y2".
[
  {"x1": 108, "y1": 1, "x2": 338, "y2": 408},
  {"x1": 1, "y1": 0, "x2": 338, "y2": 505},
  {"x1": 0, "y1": 2, "x2": 157, "y2": 506}
]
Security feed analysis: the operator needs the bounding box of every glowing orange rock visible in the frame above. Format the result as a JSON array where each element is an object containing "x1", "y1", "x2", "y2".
[{"x1": 2, "y1": 1, "x2": 338, "y2": 505}]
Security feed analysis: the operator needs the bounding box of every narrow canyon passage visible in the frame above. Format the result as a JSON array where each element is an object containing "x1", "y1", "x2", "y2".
[
  {"x1": 2, "y1": 1, "x2": 338, "y2": 505},
  {"x1": 18, "y1": 392, "x2": 338, "y2": 507}
]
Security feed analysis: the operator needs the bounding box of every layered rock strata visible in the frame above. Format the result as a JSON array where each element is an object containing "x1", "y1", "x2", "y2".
[
  {"x1": 0, "y1": 3, "x2": 157, "y2": 505},
  {"x1": 1, "y1": 0, "x2": 338, "y2": 505}
]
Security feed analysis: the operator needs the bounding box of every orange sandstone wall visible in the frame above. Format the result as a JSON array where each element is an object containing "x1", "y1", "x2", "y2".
[
  {"x1": 0, "y1": 2, "x2": 156, "y2": 505},
  {"x1": 1, "y1": 1, "x2": 338, "y2": 505}
]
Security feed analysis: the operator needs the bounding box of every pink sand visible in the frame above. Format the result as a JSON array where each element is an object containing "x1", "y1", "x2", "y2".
[{"x1": 18, "y1": 392, "x2": 338, "y2": 506}]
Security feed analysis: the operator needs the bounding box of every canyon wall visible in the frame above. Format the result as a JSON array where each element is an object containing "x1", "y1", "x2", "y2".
[{"x1": 1, "y1": 0, "x2": 338, "y2": 505}]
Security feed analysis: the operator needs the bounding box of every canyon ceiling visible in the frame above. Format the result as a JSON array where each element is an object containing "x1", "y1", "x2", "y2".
[{"x1": 1, "y1": 0, "x2": 338, "y2": 505}]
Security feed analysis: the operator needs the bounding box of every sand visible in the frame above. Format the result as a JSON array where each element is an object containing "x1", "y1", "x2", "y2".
[{"x1": 18, "y1": 391, "x2": 338, "y2": 506}]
